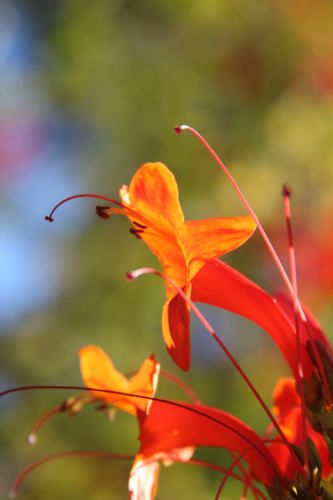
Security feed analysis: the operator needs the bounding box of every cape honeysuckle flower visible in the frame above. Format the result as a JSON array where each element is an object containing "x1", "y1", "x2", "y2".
[
  {"x1": 106, "y1": 162, "x2": 256, "y2": 371},
  {"x1": 46, "y1": 162, "x2": 256, "y2": 372}
]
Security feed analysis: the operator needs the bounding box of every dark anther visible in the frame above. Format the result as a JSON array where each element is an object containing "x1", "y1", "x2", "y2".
[
  {"x1": 45, "y1": 216, "x2": 54, "y2": 222},
  {"x1": 96, "y1": 205, "x2": 111, "y2": 220},
  {"x1": 174, "y1": 126, "x2": 182, "y2": 135},
  {"x1": 282, "y1": 185, "x2": 292, "y2": 198},
  {"x1": 133, "y1": 221, "x2": 147, "y2": 229},
  {"x1": 129, "y1": 228, "x2": 144, "y2": 239}
]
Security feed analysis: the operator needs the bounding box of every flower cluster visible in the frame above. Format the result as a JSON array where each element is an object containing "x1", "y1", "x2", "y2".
[{"x1": 6, "y1": 127, "x2": 333, "y2": 499}]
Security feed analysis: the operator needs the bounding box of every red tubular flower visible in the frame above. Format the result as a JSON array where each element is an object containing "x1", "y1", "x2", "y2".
[
  {"x1": 191, "y1": 258, "x2": 323, "y2": 385},
  {"x1": 130, "y1": 400, "x2": 283, "y2": 500}
]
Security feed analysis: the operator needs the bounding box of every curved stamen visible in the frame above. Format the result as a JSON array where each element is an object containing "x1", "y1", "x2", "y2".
[
  {"x1": 229, "y1": 450, "x2": 254, "y2": 500},
  {"x1": 127, "y1": 267, "x2": 306, "y2": 479},
  {"x1": 185, "y1": 459, "x2": 268, "y2": 500},
  {"x1": 28, "y1": 404, "x2": 63, "y2": 445},
  {"x1": 0, "y1": 384, "x2": 283, "y2": 483},
  {"x1": 175, "y1": 126, "x2": 304, "y2": 314},
  {"x1": 10, "y1": 451, "x2": 134, "y2": 498},
  {"x1": 215, "y1": 437, "x2": 303, "y2": 500},
  {"x1": 45, "y1": 194, "x2": 147, "y2": 223}
]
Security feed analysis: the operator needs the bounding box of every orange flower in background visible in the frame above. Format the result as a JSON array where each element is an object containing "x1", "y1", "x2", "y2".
[
  {"x1": 113, "y1": 162, "x2": 256, "y2": 370},
  {"x1": 79, "y1": 346, "x2": 160, "y2": 416}
]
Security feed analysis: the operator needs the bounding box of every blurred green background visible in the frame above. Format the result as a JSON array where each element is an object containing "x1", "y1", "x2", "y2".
[{"x1": 2, "y1": 0, "x2": 333, "y2": 498}]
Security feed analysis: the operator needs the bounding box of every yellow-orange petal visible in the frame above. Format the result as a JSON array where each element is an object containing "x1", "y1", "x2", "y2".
[
  {"x1": 161, "y1": 287, "x2": 191, "y2": 372},
  {"x1": 120, "y1": 163, "x2": 184, "y2": 233},
  {"x1": 137, "y1": 227, "x2": 187, "y2": 301},
  {"x1": 127, "y1": 356, "x2": 160, "y2": 415},
  {"x1": 79, "y1": 346, "x2": 160, "y2": 415},
  {"x1": 179, "y1": 215, "x2": 256, "y2": 281}
]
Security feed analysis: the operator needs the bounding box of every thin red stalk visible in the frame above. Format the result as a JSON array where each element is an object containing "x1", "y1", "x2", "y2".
[
  {"x1": 262, "y1": 404, "x2": 300, "y2": 440},
  {"x1": 176, "y1": 126, "x2": 296, "y2": 301},
  {"x1": 126, "y1": 368, "x2": 201, "y2": 404},
  {"x1": 176, "y1": 125, "x2": 332, "y2": 407},
  {"x1": 128, "y1": 267, "x2": 305, "y2": 478},
  {"x1": 0, "y1": 384, "x2": 283, "y2": 482},
  {"x1": 241, "y1": 482, "x2": 250, "y2": 500},
  {"x1": 283, "y1": 186, "x2": 308, "y2": 474},
  {"x1": 229, "y1": 450, "x2": 256, "y2": 500},
  {"x1": 28, "y1": 405, "x2": 63, "y2": 445},
  {"x1": 10, "y1": 451, "x2": 134, "y2": 498},
  {"x1": 159, "y1": 370, "x2": 202, "y2": 404},
  {"x1": 186, "y1": 459, "x2": 268, "y2": 500},
  {"x1": 215, "y1": 438, "x2": 289, "y2": 500}
]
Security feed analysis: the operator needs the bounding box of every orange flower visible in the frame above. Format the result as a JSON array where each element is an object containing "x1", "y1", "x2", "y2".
[
  {"x1": 46, "y1": 162, "x2": 256, "y2": 371},
  {"x1": 100, "y1": 162, "x2": 256, "y2": 371},
  {"x1": 79, "y1": 345, "x2": 160, "y2": 416}
]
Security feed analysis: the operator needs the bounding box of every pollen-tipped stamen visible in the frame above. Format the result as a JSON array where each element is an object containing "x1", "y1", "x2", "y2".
[
  {"x1": 45, "y1": 194, "x2": 147, "y2": 224},
  {"x1": 28, "y1": 404, "x2": 63, "y2": 445}
]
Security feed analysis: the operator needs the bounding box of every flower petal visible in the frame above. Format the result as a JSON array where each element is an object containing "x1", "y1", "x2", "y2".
[
  {"x1": 137, "y1": 401, "x2": 281, "y2": 487},
  {"x1": 272, "y1": 378, "x2": 300, "y2": 418},
  {"x1": 180, "y1": 215, "x2": 256, "y2": 281},
  {"x1": 162, "y1": 290, "x2": 191, "y2": 372},
  {"x1": 191, "y1": 259, "x2": 313, "y2": 382},
  {"x1": 128, "y1": 355, "x2": 160, "y2": 415},
  {"x1": 79, "y1": 346, "x2": 159, "y2": 415},
  {"x1": 120, "y1": 163, "x2": 187, "y2": 299},
  {"x1": 121, "y1": 163, "x2": 184, "y2": 232},
  {"x1": 129, "y1": 457, "x2": 159, "y2": 500}
]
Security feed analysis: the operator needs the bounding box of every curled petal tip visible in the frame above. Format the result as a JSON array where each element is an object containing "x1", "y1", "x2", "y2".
[
  {"x1": 44, "y1": 215, "x2": 54, "y2": 222},
  {"x1": 27, "y1": 434, "x2": 36, "y2": 446}
]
